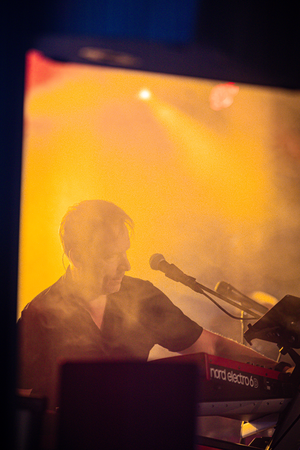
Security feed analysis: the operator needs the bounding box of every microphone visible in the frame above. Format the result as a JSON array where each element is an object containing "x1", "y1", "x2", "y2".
[
  {"x1": 215, "y1": 281, "x2": 268, "y2": 314},
  {"x1": 149, "y1": 254, "x2": 195, "y2": 285},
  {"x1": 150, "y1": 257, "x2": 261, "y2": 317},
  {"x1": 215, "y1": 281, "x2": 236, "y2": 296}
]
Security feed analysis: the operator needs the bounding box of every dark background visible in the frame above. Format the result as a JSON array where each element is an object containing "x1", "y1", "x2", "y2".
[{"x1": 1, "y1": 1, "x2": 299, "y2": 444}]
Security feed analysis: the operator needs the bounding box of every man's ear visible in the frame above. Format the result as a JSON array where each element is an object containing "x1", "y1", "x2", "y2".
[{"x1": 68, "y1": 248, "x2": 82, "y2": 268}]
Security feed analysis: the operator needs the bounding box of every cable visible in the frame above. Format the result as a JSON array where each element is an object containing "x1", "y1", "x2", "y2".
[{"x1": 201, "y1": 291, "x2": 257, "y2": 320}]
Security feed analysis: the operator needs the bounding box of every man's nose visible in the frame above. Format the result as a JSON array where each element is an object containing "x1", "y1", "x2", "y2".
[{"x1": 120, "y1": 254, "x2": 131, "y2": 271}]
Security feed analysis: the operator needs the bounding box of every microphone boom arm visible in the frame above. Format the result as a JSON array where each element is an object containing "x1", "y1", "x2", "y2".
[
  {"x1": 179, "y1": 276, "x2": 261, "y2": 319},
  {"x1": 149, "y1": 254, "x2": 261, "y2": 319}
]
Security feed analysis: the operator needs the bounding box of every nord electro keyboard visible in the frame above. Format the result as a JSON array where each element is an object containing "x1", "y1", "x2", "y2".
[{"x1": 155, "y1": 353, "x2": 296, "y2": 421}]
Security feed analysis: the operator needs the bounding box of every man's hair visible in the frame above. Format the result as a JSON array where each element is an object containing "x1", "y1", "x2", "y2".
[{"x1": 59, "y1": 200, "x2": 134, "y2": 256}]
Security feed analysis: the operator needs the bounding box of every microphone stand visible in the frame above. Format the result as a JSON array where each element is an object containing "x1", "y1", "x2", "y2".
[{"x1": 169, "y1": 272, "x2": 263, "y2": 320}]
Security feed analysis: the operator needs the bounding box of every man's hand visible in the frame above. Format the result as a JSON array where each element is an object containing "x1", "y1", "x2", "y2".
[{"x1": 180, "y1": 328, "x2": 278, "y2": 369}]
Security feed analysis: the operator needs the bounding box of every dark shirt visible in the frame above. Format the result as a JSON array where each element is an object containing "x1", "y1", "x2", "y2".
[{"x1": 18, "y1": 271, "x2": 202, "y2": 406}]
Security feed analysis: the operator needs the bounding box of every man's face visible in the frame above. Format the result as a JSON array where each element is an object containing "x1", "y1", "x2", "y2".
[{"x1": 78, "y1": 223, "x2": 131, "y2": 296}]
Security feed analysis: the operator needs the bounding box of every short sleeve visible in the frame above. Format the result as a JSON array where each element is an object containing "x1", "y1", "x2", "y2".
[{"x1": 135, "y1": 279, "x2": 203, "y2": 352}]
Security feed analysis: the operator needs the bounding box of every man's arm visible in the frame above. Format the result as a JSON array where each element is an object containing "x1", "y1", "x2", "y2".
[{"x1": 179, "y1": 328, "x2": 277, "y2": 368}]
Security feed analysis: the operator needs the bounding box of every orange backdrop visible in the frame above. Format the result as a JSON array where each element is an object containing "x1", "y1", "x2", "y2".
[{"x1": 18, "y1": 50, "x2": 300, "y2": 355}]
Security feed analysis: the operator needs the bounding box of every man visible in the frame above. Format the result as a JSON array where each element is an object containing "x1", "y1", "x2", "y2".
[{"x1": 18, "y1": 200, "x2": 278, "y2": 409}]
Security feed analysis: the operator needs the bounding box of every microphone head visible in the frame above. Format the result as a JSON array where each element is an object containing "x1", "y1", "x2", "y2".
[
  {"x1": 149, "y1": 253, "x2": 165, "y2": 270},
  {"x1": 215, "y1": 281, "x2": 231, "y2": 295}
]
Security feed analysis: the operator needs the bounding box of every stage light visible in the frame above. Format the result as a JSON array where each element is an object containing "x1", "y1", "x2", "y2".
[
  {"x1": 138, "y1": 89, "x2": 151, "y2": 100},
  {"x1": 209, "y1": 83, "x2": 239, "y2": 111}
]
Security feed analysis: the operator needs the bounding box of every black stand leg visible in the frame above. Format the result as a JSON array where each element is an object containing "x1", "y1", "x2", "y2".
[{"x1": 267, "y1": 348, "x2": 300, "y2": 449}]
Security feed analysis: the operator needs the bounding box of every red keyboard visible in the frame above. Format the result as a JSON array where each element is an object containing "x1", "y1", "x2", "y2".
[{"x1": 155, "y1": 353, "x2": 296, "y2": 420}]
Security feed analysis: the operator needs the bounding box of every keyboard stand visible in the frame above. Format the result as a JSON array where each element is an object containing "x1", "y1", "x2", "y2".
[
  {"x1": 196, "y1": 435, "x2": 262, "y2": 449},
  {"x1": 240, "y1": 413, "x2": 278, "y2": 439},
  {"x1": 266, "y1": 348, "x2": 300, "y2": 450}
]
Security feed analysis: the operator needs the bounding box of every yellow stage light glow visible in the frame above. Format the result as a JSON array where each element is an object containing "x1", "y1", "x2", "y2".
[
  {"x1": 138, "y1": 88, "x2": 152, "y2": 100},
  {"x1": 143, "y1": 93, "x2": 272, "y2": 228},
  {"x1": 18, "y1": 51, "x2": 300, "y2": 334}
]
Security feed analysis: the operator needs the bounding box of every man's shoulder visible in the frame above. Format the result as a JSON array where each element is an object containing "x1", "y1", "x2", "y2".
[
  {"x1": 120, "y1": 276, "x2": 164, "y2": 297},
  {"x1": 121, "y1": 275, "x2": 153, "y2": 289},
  {"x1": 20, "y1": 276, "x2": 67, "y2": 318},
  {"x1": 117, "y1": 276, "x2": 171, "y2": 309}
]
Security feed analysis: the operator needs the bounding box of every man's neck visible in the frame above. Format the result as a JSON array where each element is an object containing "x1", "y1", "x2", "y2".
[
  {"x1": 67, "y1": 265, "x2": 103, "y2": 302},
  {"x1": 66, "y1": 266, "x2": 107, "y2": 328},
  {"x1": 85, "y1": 295, "x2": 107, "y2": 329}
]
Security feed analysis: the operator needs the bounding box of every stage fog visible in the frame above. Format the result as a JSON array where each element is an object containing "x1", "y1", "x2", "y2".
[{"x1": 19, "y1": 50, "x2": 300, "y2": 359}]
